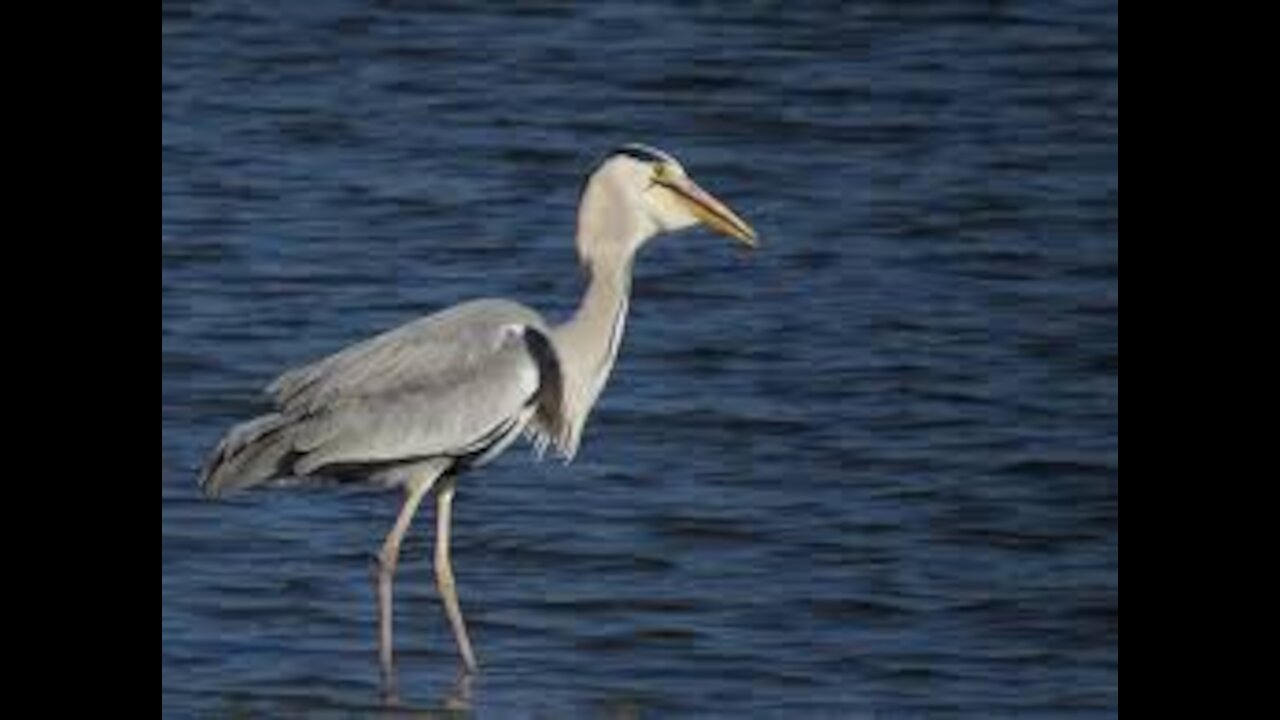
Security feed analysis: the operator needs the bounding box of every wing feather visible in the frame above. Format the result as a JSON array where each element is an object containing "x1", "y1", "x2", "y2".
[{"x1": 268, "y1": 298, "x2": 558, "y2": 473}]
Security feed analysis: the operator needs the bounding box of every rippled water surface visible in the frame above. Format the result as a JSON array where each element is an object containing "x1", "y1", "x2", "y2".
[{"x1": 162, "y1": 1, "x2": 1117, "y2": 716}]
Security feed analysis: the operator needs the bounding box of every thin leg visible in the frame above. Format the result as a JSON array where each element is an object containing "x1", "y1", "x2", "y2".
[
  {"x1": 435, "y1": 475, "x2": 479, "y2": 673},
  {"x1": 375, "y1": 470, "x2": 439, "y2": 691}
]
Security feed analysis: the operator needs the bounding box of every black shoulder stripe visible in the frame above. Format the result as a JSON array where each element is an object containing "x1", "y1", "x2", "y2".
[{"x1": 521, "y1": 326, "x2": 563, "y2": 420}]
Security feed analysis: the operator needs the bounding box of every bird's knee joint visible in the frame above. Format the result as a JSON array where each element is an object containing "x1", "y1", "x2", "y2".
[{"x1": 374, "y1": 548, "x2": 399, "y2": 574}]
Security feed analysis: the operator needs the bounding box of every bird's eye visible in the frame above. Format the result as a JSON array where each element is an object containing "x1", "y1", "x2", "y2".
[{"x1": 652, "y1": 163, "x2": 670, "y2": 182}]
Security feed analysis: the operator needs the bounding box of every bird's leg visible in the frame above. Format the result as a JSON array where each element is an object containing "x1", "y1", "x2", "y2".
[
  {"x1": 435, "y1": 475, "x2": 479, "y2": 674},
  {"x1": 375, "y1": 472, "x2": 437, "y2": 692}
]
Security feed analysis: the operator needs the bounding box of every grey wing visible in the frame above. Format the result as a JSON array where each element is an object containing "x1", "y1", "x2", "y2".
[{"x1": 269, "y1": 298, "x2": 561, "y2": 475}]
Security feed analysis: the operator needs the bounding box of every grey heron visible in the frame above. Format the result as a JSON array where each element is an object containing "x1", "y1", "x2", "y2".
[{"x1": 198, "y1": 143, "x2": 758, "y2": 683}]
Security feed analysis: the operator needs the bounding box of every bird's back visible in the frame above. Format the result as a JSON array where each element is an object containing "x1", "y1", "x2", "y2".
[{"x1": 199, "y1": 298, "x2": 565, "y2": 496}]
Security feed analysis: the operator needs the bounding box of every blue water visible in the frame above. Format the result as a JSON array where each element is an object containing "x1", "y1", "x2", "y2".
[{"x1": 162, "y1": 1, "x2": 1118, "y2": 716}]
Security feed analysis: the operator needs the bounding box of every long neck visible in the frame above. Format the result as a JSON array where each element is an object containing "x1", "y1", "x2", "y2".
[
  {"x1": 543, "y1": 168, "x2": 654, "y2": 459},
  {"x1": 551, "y1": 257, "x2": 634, "y2": 457}
]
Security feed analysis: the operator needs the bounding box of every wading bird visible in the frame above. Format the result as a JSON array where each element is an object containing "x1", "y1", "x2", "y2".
[{"x1": 199, "y1": 143, "x2": 758, "y2": 685}]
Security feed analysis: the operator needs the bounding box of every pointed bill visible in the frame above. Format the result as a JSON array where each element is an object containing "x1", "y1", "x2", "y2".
[{"x1": 659, "y1": 175, "x2": 759, "y2": 248}]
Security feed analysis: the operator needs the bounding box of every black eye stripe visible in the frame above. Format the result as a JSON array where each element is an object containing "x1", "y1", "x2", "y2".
[
  {"x1": 580, "y1": 144, "x2": 678, "y2": 201},
  {"x1": 612, "y1": 144, "x2": 672, "y2": 165}
]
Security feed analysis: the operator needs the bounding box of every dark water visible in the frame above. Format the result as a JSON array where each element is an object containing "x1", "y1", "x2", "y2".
[{"x1": 162, "y1": 1, "x2": 1117, "y2": 717}]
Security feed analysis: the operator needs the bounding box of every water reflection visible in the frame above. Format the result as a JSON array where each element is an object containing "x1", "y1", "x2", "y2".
[{"x1": 381, "y1": 668, "x2": 473, "y2": 715}]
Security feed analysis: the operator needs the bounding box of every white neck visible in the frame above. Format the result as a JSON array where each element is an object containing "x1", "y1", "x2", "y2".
[
  {"x1": 541, "y1": 161, "x2": 663, "y2": 459},
  {"x1": 551, "y1": 257, "x2": 633, "y2": 457}
]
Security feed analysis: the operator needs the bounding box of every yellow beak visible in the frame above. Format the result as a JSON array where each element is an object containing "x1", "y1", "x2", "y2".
[{"x1": 658, "y1": 174, "x2": 759, "y2": 248}]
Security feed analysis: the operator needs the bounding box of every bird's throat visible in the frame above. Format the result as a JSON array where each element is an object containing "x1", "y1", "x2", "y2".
[{"x1": 552, "y1": 261, "x2": 633, "y2": 448}]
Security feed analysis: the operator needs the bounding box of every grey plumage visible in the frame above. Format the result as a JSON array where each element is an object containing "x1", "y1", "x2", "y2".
[
  {"x1": 199, "y1": 298, "x2": 568, "y2": 495},
  {"x1": 197, "y1": 143, "x2": 757, "y2": 682}
]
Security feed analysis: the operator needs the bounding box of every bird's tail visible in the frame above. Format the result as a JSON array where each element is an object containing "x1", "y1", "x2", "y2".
[{"x1": 199, "y1": 412, "x2": 298, "y2": 498}]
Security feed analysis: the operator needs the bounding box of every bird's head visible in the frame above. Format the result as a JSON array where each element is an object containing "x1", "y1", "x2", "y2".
[{"x1": 576, "y1": 143, "x2": 758, "y2": 269}]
